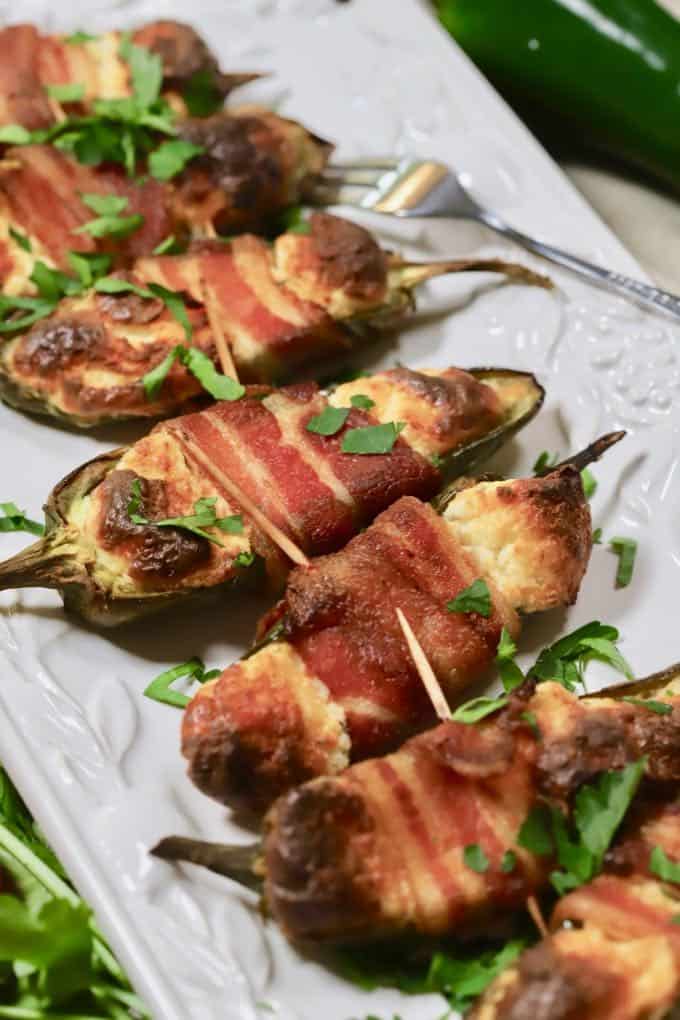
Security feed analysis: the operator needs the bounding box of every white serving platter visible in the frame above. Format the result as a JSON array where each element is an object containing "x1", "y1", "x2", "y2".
[{"x1": 2, "y1": 1, "x2": 680, "y2": 1018}]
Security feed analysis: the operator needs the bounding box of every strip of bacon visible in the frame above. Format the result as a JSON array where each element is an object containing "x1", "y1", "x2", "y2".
[
  {"x1": 261, "y1": 680, "x2": 680, "y2": 945},
  {"x1": 181, "y1": 463, "x2": 593, "y2": 815}
]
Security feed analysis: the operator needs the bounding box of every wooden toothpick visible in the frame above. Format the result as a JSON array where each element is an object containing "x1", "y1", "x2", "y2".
[
  {"x1": 47, "y1": 97, "x2": 67, "y2": 123},
  {"x1": 526, "y1": 894, "x2": 549, "y2": 938},
  {"x1": 201, "y1": 281, "x2": 239, "y2": 381},
  {"x1": 396, "y1": 608, "x2": 451, "y2": 721},
  {"x1": 180, "y1": 435, "x2": 310, "y2": 569}
]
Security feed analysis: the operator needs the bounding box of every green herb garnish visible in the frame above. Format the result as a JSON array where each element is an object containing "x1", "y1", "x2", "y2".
[
  {"x1": 532, "y1": 450, "x2": 558, "y2": 474},
  {"x1": 182, "y1": 68, "x2": 225, "y2": 117},
  {"x1": 144, "y1": 656, "x2": 220, "y2": 708},
  {"x1": 495, "y1": 626, "x2": 525, "y2": 692},
  {"x1": 581, "y1": 467, "x2": 597, "y2": 499},
  {"x1": 128, "y1": 483, "x2": 240, "y2": 546},
  {"x1": 9, "y1": 227, "x2": 31, "y2": 252},
  {"x1": 528, "y1": 620, "x2": 633, "y2": 691},
  {"x1": 451, "y1": 695, "x2": 508, "y2": 724},
  {"x1": 65, "y1": 30, "x2": 97, "y2": 44},
  {"x1": 501, "y1": 850, "x2": 517, "y2": 873},
  {"x1": 142, "y1": 343, "x2": 245, "y2": 401},
  {"x1": 463, "y1": 844, "x2": 489, "y2": 873},
  {"x1": 650, "y1": 846, "x2": 680, "y2": 884},
  {"x1": 341, "y1": 421, "x2": 405, "y2": 455},
  {"x1": 0, "y1": 502, "x2": 44, "y2": 536},
  {"x1": 75, "y1": 193, "x2": 143, "y2": 239},
  {"x1": 447, "y1": 578, "x2": 491, "y2": 617},
  {"x1": 47, "y1": 82, "x2": 85, "y2": 103},
  {"x1": 610, "y1": 536, "x2": 637, "y2": 588},
  {"x1": 234, "y1": 550, "x2": 256, "y2": 567},
  {"x1": 306, "y1": 405, "x2": 350, "y2": 437},
  {"x1": 152, "y1": 233, "x2": 182, "y2": 256},
  {"x1": 349, "y1": 393, "x2": 376, "y2": 410},
  {"x1": 148, "y1": 138, "x2": 204, "y2": 181},
  {"x1": 592, "y1": 527, "x2": 602, "y2": 544},
  {"x1": 621, "y1": 697, "x2": 672, "y2": 715}
]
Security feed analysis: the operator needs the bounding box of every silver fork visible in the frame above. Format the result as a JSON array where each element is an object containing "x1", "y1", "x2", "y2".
[{"x1": 312, "y1": 157, "x2": 680, "y2": 321}]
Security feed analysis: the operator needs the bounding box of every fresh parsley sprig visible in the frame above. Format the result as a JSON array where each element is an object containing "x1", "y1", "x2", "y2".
[
  {"x1": 518, "y1": 759, "x2": 645, "y2": 895},
  {"x1": 342, "y1": 421, "x2": 406, "y2": 455},
  {"x1": 0, "y1": 768, "x2": 148, "y2": 1016},
  {"x1": 528, "y1": 620, "x2": 633, "y2": 691},
  {"x1": 447, "y1": 578, "x2": 491, "y2": 617},
  {"x1": 142, "y1": 343, "x2": 245, "y2": 401},
  {"x1": 144, "y1": 657, "x2": 221, "y2": 708},
  {"x1": 75, "y1": 193, "x2": 144, "y2": 239},
  {"x1": 0, "y1": 502, "x2": 44, "y2": 536},
  {"x1": 609, "y1": 536, "x2": 638, "y2": 588},
  {"x1": 650, "y1": 846, "x2": 680, "y2": 883},
  {"x1": 127, "y1": 481, "x2": 243, "y2": 546}
]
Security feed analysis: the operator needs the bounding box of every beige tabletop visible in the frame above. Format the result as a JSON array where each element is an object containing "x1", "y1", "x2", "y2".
[{"x1": 561, "y1": 0, "x2": 680, "y2": 290}]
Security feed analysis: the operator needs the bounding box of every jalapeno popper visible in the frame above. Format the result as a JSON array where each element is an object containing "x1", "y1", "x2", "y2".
[
  {"x1": 155, "y1": 662, "x2": 680, "y2": 950},
  {"x1": 180, "y1": 438, "x2": 624, "y2": 816},
  {"x1": 0, "y1": 111, "x2": 333, "y2": 295},
  {"x1": 471, "y1": 797, "x2": 680, "y2": 1019},
  {"x1": 0, "y1": 20, "x2": 252, "y2": 130},
  {"x1": 0, "y1": 363, "x2": 542, "y2": 626},
  {"x1": 0, "y1": 213, "x2": 548, "y2": 425}
]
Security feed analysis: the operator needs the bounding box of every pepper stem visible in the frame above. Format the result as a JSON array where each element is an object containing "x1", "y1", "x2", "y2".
[
  {"x1": 0, "y1": 538, "x2": 64, "y2": 592},
  {"x1": 151, "y1": 835, "x2": 262, "y2": 889},
  {"x1": 391, "y1": 256, "x2": 553, "y2": 292}
]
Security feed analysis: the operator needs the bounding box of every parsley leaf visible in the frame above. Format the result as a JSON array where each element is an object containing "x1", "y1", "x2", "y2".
[
  {"x1": 306, "y1": 405, "x2": 350, "y2": 437},
  {"x1": 47, "y1": 82, "x2": 85, "y2": 103},
  {"x1": 517, "y1": 805, "x2": 554, "y2": 857},
  {"x1": 9, "y1": 227, "x2": 31, "y2": 252},
  {"x1": 152, "y1": 233, "x2": 183, "y2": 256},
  {"x1": 501, "y1": 850, "x2": 517, "y2": 873},
  {"x1": 341, "y1": 421, "x2": 405, "y2": 455},
  {"x1": 447, "y1": 578, "x2": 491, "y2": 617},
  {"x1": 0, "y1": 125, "x2": 32, "y2": 144},
  {"x1": 528, "y1": 620, "x2": 633, "y2": 691},
  {"x1": 75, "y1": 193, "x2": 143, "y2": 239},
  {"x1": 279, "y1": 204, "x2": 312, "y2": 234},
  {"x1": 496, "y1": 626, "x2": 525, "y2": 692},
  {"x1": 451, "y1": 695, "x2": 508, "y2": 724},
  {"x1": 0, "y1": 502, "x2": 44, "y2": 536},
  {"x1": 533, "y1": 450, "x2": 558, "y2": 474},
  {"x1": 65, "y1": 30, "x2": 97, "y2": 44},
  {"x1": 350, "y1": 393, "x2": 375, "y2": 410},
  {"x1": 119, "y1": 33, "x2": 163, "y2": 110},
  {"x1": 127, "y1": 482, "x2": 241, "y2": 547},
  {"x1": 142, "y1": 343, "x2": 246, "y2": 402},
  {"x1": 464, "y1": 844, "x2": 489, "y2": 873},
  {"x1": 650, "y1": 846, "x2": 680, "y2": 884},
  {"x1": 581, "y1": 467, "x2": 597, "y2": 499},
  {"x1": 147, "y1": 282, "x2": 192, "y2": 339},
  {"x1": 144, "y1": 656, "x2": 220, "y2": 708},
  {"x1": 427, "y1": 940, "x2": 526, "y2": 1012},
  {"x1": 182, "y1": 68, "x2": 226, "y2": 117},
  {"x1": 610, "y1": 536, "x2": 637, "y2": 588},
  {"x1": 621, "y1": 696, "x2": 672, "y2": 715},
  {"x1": 67, "y1": 250, "x2": 111, "y2": 287},
  {"x1": 234, "y1": 550, "x2": 256, "y2": 567},
  {"x1": 148, "y1": 138, "x2": 204, "y2": 180}
]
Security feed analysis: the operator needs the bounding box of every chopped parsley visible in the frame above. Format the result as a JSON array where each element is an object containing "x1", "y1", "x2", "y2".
[
  {"x1": 532, "y1": 450, "x2": 558, "y2": 474},
  {"x1": 621, "y1": 697, "x2": 672, "y2": 716},
  {"x1": 65, "y1": 30, "x2": 97, "y2": 44},
  {"x1": 148, "y1": 138, "x2": 204, "y2": 181},
  {"x1": 46, "y1": 82, "x2": 85, "y2": 103},
  {"x1": 463, "y1": 844, "x2": 489, "y2": 873},
  {"x1": 182, "y1": 68, "x2": 226, "y2": 117},
  {"x1": 0, "y1": 502, "x2": 44, "y2": 536},
  {"x1": 0, "y1": 37, "x2": 204, "y2": 179},
  {"x1": 592, "y1": 527, "x2": 602, "y2": 544},
  {"x1": 520, "y1": 710, "x2": 541, "y2": 739},
  {"x1": 93, "y1": 276, "x2": 193, "y2": 342},
  {"x1": 127, "y1": 483, "x2": 242, "y2": 547},
  {"x1": 306, "y1": 405, "x2": 350, "y2": 437},
  {"x1": 580, "y1": 467, "x2": 597, "y2": 499},
  {"x1": 650, "y1": 846, "x2": 680, "y2": 884},
  {"x1": 610, "y1": 536, "x2": 637, "y2": 588},
  {"x1": 68, "y1": 250, "x2": 111, "y2": 287},
  {"x1": 152, "y1": 233, "x2": 183, "y2": 256},
  {"x1": 518, "y1": 760, "x2": 645, "y2": 894},
  {"x1": 341, "y1": 421, "x2": 405, "y2": 455},
  {"x1": 75, "y1": 193, "x2": 143, "y2": 239},
  {"x1": 528, "y1": 620, "x2": 633, "y2": 692},
  {"x1": 451, "y1": 694, "x2": 508, "y2": 724},
  {"x1": 447, "y1": 578, "x2": 491, "y2": 617},
  {"x1": 501, "y1": 850, "x2": 517, "y2": 873},
  {"x1": 234, "y1": 550, "x2": 256, "y2": 567},
  {"x1": 144, "y1": 657, "x2": 220, "y2": 709},
  {"x1": 496, "y1": 626, "x2": 524, "y2": 692},
  {"x1": 142, "y1": 343, "x2": 245, "y2": 402},
  {"x1": 278, "y1": 204, "x2": 311, "y2": 235},
  {"x1": 9, "y1": 227, "x2": 31, "y2": 252},
  {"x1": 349, "y1": 393, "x2": 375, "y2": 410}
]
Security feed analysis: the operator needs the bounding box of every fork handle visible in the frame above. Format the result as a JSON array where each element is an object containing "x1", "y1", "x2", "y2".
[{"x1": 476, "y1": 208, "x2": 680, "y2": 320}]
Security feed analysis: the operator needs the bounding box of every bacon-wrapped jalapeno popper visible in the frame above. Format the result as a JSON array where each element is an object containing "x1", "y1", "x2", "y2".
[
  {"x1": 0, "y1": 363, "x2": 542, "y2": 626},
  {"x1": 0, "y1": 213, "x2": 547, "y2": 425},
  {"x1": 471, "y1": 793, "x2": 680, "y2": 1019},
  {"x1": 181, "y1": 440, "x2": 619, "y2": 815},
  {"x1": 0, "y1": 20, "x2": 252, "y2": 130},
  {"x1": 153, "y1": 663, "x2": 680, "y2": 948},
  {"x1": 0, "y1": 113, "x2": 332, "y2": 295}
]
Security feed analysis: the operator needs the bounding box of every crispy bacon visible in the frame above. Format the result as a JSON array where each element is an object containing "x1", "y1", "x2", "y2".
[
  {"x1": 471, "y1": 797, "x2": 680, "y2": 1020},
  {"x1": 261, "y1": 682, "x2": 680, "y2": 945},
  {"x1": 182, "y1": 465, "x2": 592, "y2": 815},
  {"x1": 0, "y1": 215, "x2": 531, "y2": 425},
  {"x1": 0, "y1": 21, "x2": 250, "y2": 129}
]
